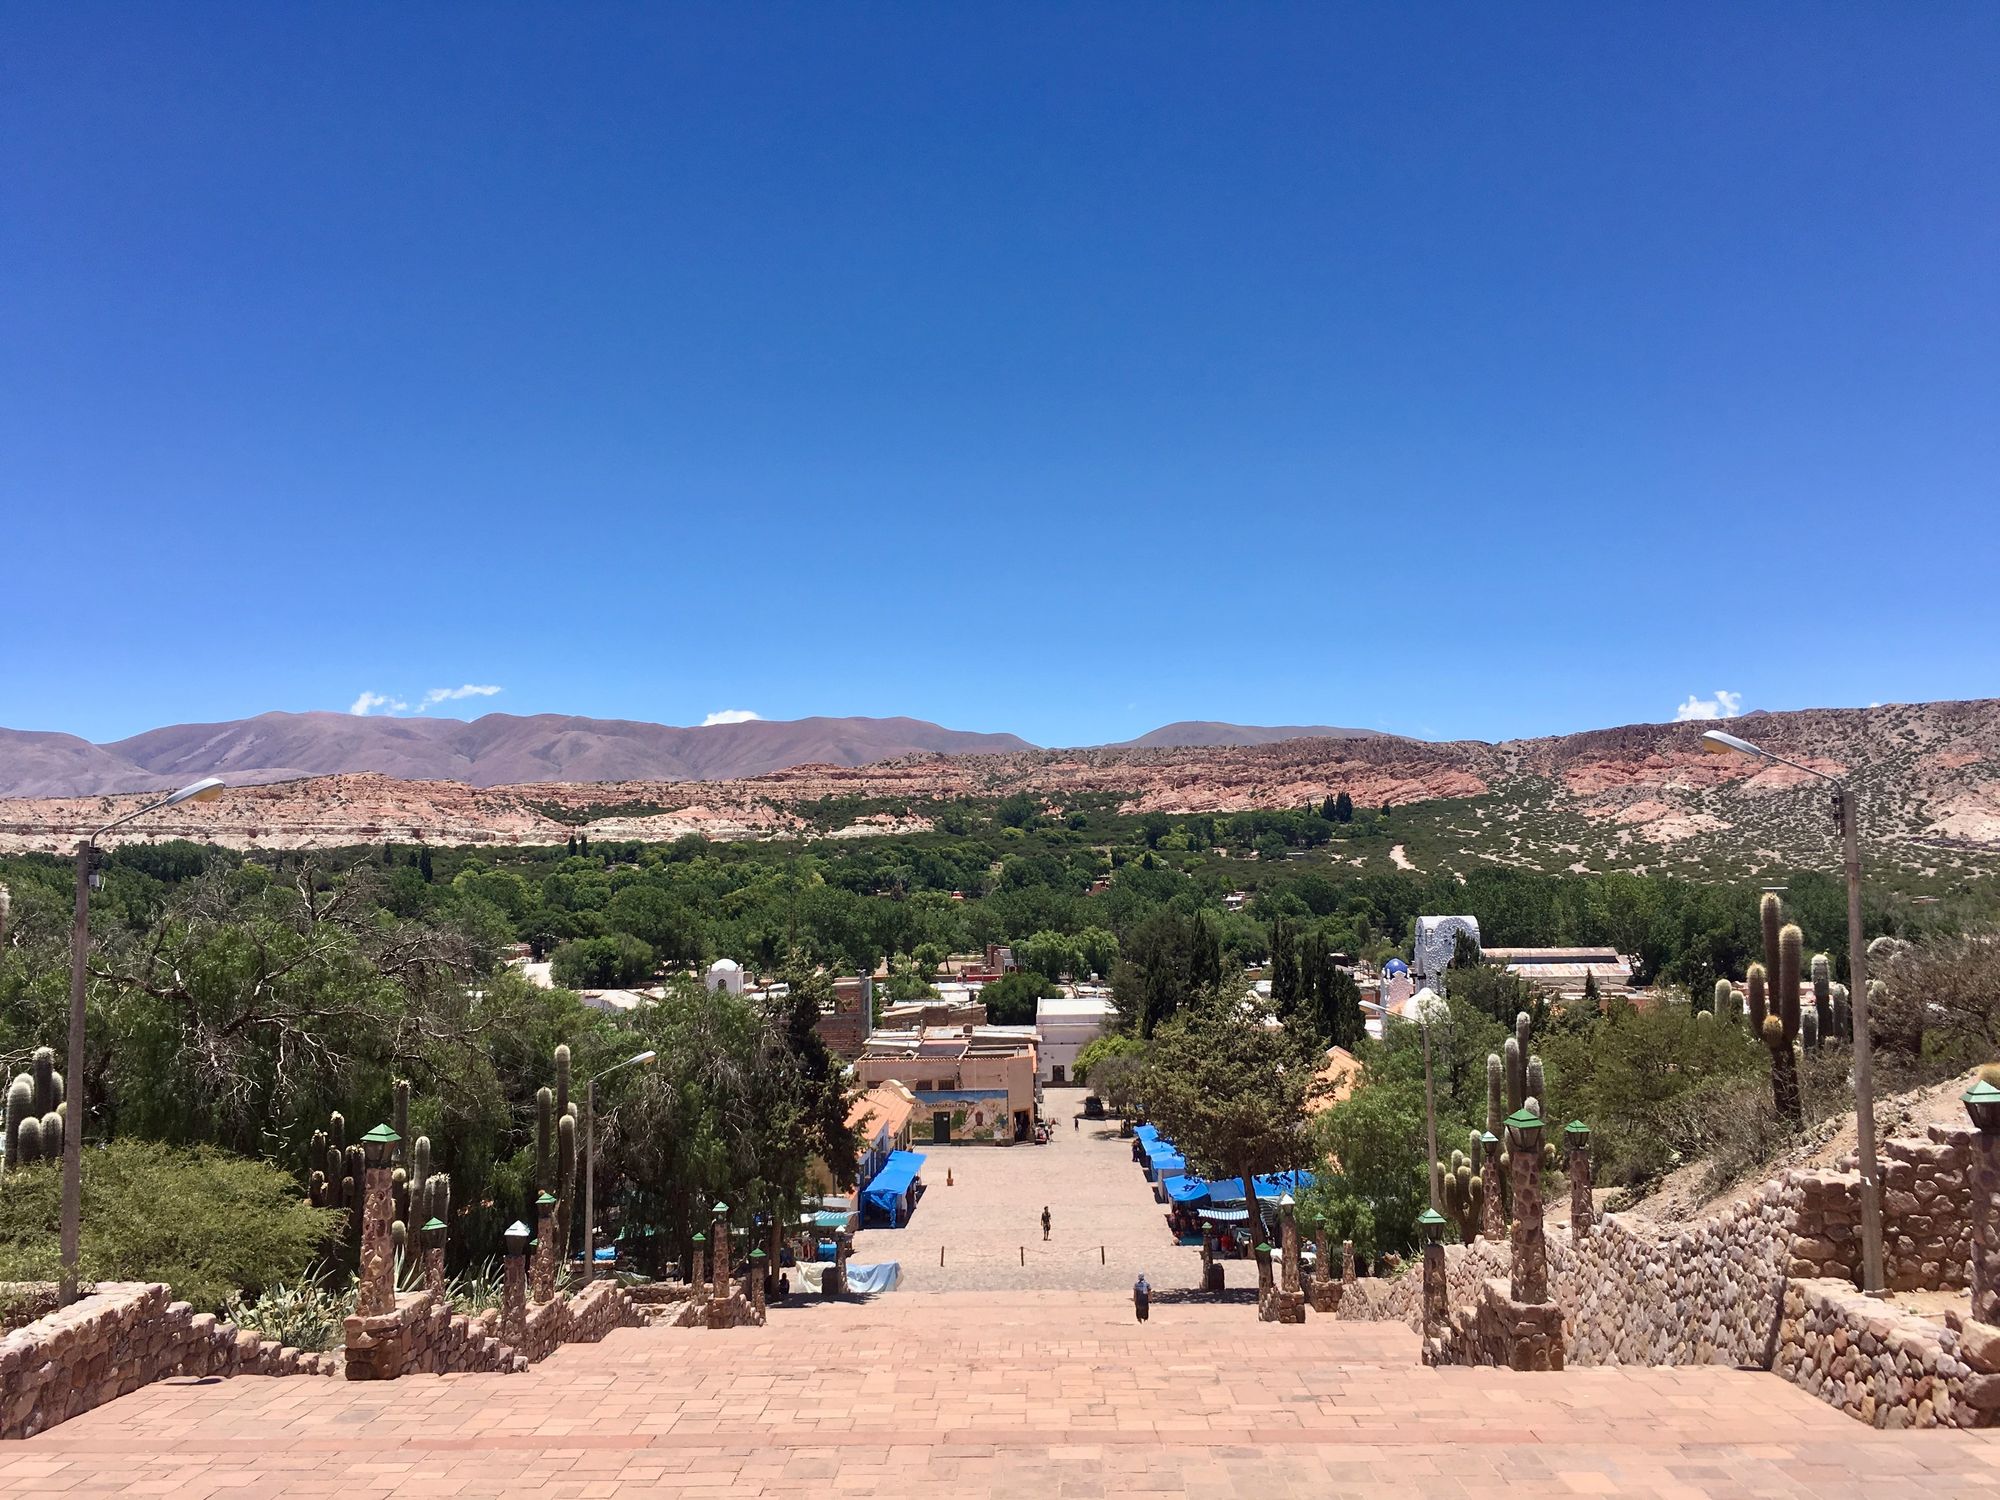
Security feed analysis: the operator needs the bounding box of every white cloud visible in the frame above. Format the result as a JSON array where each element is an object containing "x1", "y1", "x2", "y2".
[
  {"x1": 701, "y1": 709, "x2": 762, "y2": 727},
  {"x1": 418, "y1": 683, "x2": 503, "y2": 711},
  {"x1": 1674, "y1": 689, "x2": 1744, "y2": 722},
  {"x1": 350, "y1": 684, "x2": 500, "y2": 716}
]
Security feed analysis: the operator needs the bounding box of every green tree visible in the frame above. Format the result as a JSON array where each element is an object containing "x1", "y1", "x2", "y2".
[
  {"x1": 551, "y1": 932, "x2": 656, "y2": 989},
  {"x1": 1334, "y1": 792, "x2": 1354, "y2": 824},
  {"x1": 1073, "y1": 1033, "x2": 1144, "y2": 1085},
  {"x1": 980, "y1": 969, "x2": 1058, "y2": 1025},
  {"x1": 1138, "y1": 991, "x2": 1315, "y2": 1232},
  {"x1": 1111, "y1": 909, "x2": 1221, "y2": 1039}
]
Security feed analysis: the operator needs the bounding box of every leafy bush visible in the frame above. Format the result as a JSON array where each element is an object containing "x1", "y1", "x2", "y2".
[
  {"x1": 0, "y1": 1140, "x2": 334, "y2": 1312},
  {"x1": 1073, "y1": 1033, "x2": 1143, "y2": 1085}
]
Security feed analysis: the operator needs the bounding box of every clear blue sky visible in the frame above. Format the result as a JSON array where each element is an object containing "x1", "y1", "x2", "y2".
[{"x1": 5, "y1": 5, "x2": 1995, "y2": 748}]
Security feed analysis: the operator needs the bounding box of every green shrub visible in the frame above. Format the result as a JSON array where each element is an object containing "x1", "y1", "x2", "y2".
[
  {"x1": 225, "y1": 1272, "x2": 350, "y2": 1352},
  {"x1": 0, "y1": 1140, "x2": 334, "y2": 1312}
]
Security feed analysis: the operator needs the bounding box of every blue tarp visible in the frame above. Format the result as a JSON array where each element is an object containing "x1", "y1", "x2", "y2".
[
  {"x1": 1168, "y1": 1176, "x2": 1312, "y2": 1208},
  {"x1": 859, "y1": 1150, "x2": 927, "y2": 1226},
  {"x1": 1148, "y1": 1153, "x2": 1187, "y2": 1178},
  {"x1": 1133, "y1": 1124, "x2": 1161, "y2": 1143}
]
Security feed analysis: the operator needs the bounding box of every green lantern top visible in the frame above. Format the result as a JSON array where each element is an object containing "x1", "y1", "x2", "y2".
[
  {"x1": 1963, "y1": 1078, "x2": 2000, "y2": 1132},
  {"x1": 712, "y1": 1200, "x2": 729, "y2": 1215},
  {"x1": 421, "y1": 1217, "x2": 446, "y2": 1232},
  {"x1": 1504, "y1": 1107, "x2": 1543, "y2": 1130},
  {"x1": 1479, "y1": 1131, "x2": 1498, "y2": 1145},
  {"x1": 1416, "y1": 1207, "x2": 1447, "y2": 1225},
  {"x1": 750, "y1": 1248, "x2": 768, "y2": 1261},
  {"x1": 362, "y1": 1123, "x2": 401, "y2": 1145},
  {"x1": 691, "y1": 1232, "x2": 707, "y2": 1245},
  {"x1": 1255, "y1": 1242, "x2": 1272, "y2": 1255},
  {"x1": 535, "y1": 1190, "x2": 557, "y2": 1207},
  {"x1": 361, "y1": 1122, "x2": 401, "y2": 1164},
  {"x1": 503, "y1": 1220, "x2": 531, "y2": 1252},
  {"x1": 1564, "y1": 1119, "x2": 1590, "y2": 1137}
]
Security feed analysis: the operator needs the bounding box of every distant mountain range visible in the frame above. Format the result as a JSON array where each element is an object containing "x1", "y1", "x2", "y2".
[
  {"x1": 1114, "y1": 721, "x2": 1391, "y2": 749},
  {"x1": 0, "y1": 712, "x2": 1036, "y2": 797},
  {"x1": 0, "y1": 712, "x2": 1406, "y2": 797}
]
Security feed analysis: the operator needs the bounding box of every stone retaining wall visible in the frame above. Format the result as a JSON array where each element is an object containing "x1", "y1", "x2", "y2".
[
  {"x1": 1556, "y1": 1179, "x2": 1797, "y2": 1367},
  {"x1": 1334, "y1": 1241, "x2": 1507, "y2": 1330},
  {"x1": 1793, "y1": 1126, "x2": 1974, "y2": 1291},
  {"x1": 1775, "y1": 1279, "x2": 2000, "y2": 1429},
  {"x1": 1, "y1": 1282, "x2": 333, "y2": 1440},
  {"x1": 346, "y1": 1279, "x2": 644, "y2": 1378}
]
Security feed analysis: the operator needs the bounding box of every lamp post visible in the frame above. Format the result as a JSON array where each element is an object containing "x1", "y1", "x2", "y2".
[
  {"x1": 1410, "y1": 986, "x2": 1448, "y2": 1211},
  {"x1": 582, "y1": 1049, "x2": 657, "y2": 1281},
  {"x1": 62, "y1": 776, "x2": 225, "y2": 1303},
  {"x1": 1701, "y1": 727, "x2": 1884, "y2": 1292}
]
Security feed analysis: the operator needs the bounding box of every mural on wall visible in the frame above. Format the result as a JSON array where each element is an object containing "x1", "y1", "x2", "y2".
[{"x1": 911, "y1": 1089, "x2": 1009, "y2": 1144}]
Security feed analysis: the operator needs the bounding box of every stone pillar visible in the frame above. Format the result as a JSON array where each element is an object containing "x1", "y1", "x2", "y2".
[
  {"x1": 710, "y1": 1205, "x2": 731, "y2": 1310},
  {"x1": 1341, "y1": 1240, "x2": 1356, "y2": 1285},
  {"x1": 1314, "y1": 1227, "x2": 1329, "y2": 1287},
  {"x1": 1506, "y1": 1111, "x2": 1547, "y2": 1304},
  {"x1": 1420, "y1": 1215, "x2": 1447, "y2": 1339},
  {"x1": 1565, "y1": 1121, "x2": 1593, "y2": 1240},
  {"x1": 356, "y1": 1126, "x2": 399, "y2": 1318},
  {"x1": 690, "y1": 1232, "x2": 708, "y2": 1299},
  {"x1": 1199, "y1": 1224, "x2": 1214, "y2": 1287},
  {"x1": 532, "y1": 1192, "x2": 557, "y2": 1303},
  {"x1": 501, "y1": 1221, "x2": 531, "y2": 1349},
  {"x1": 749, "y1": 1249, "x2": 768, "y2": 1323},
  {"x1": 1965, "y1": 1081, "x2": 2000, "y2": 1324},
  {"x1": 1479, "y1": 1131, "x2": 1506, "y2": 1239},
  {"x1": 830, "y1": 1229, "x2": 851, "y2": 1296},
  {"x1": 1279, "y1": 1201, "x2": 1302, "y2": 1295},
  {"x1": 1254, "y1": 1240, "x2": 1275, "y2": 1320}
]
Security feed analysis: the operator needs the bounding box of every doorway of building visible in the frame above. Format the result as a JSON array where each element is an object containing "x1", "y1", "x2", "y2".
[
  {"x1": 933, "y1": 1111, "x2": 951, "y2": 1143},
  {"x1": 1013, "y1": 1110, "x2": 1030, "y2": 1141},
  {"x1": 1051, "y1": 1064, "x2": 1066, "y2": 1084}
]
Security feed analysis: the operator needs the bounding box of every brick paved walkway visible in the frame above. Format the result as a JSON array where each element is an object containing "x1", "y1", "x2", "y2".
[
  {"x1": 17, "y1": 1290, "x2": 2000, "y2": 1496},
  {"x1": 852, "y1": 1087, "x2": 1206, "y2": 1292}
]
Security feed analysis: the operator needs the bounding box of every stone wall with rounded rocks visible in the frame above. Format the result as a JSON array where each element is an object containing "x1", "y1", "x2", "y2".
[{"x1": 1, "y1": 1281, "x2": 333, "y2": 1440}]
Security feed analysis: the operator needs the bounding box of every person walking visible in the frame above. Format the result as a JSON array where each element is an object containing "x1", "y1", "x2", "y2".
[
  {"x1": 1133, "y1": 1271, "x2": 1151, "y2": 1323},
  {"x1": 1041, "y1": 1206, "x2": 1052, "y2": 1241}
]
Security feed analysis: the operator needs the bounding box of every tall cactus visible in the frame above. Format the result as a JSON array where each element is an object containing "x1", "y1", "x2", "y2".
[
  {"x1": 392, "y1": 1079, "x2": 410, "y2": 1162},
  {"x1": 1810, "y1": 954, "x2": 1832, "y2": 1048},
  {"x1": 1831, "y1": 982, "x2": 1851, "y2": 1041},
  {"x1": 1484, "y1": 1054, "x2": 1503, "y2": 1136},
  {"x1": 556, "y1": 1109, "x2": 577, "y2": 1263},
  {"x1": 1712, "y1": 977, "x2": 1732, "y2": 1019},
  {"x1": 555, "y1": 1044, "x2": 572, "y2": 1122},
  {"x1": 1762, "y1": 920, "x2": 1804, "y2": 1124},
  {"x1": 4, "y1": 1075, "x2": 32, "y2": 1169},
  {"x1": 0, "y1": 882, "x2": 10, "y2": 948},
  {"x1": 535, "y1": 1087, "x2": 554, "y2": 1193}
]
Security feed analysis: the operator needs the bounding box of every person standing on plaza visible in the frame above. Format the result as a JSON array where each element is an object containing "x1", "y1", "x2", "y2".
[
  {"x1": 1041, "y1": 1205, "x2": 1052, "y2": 1241},
  {"x1": 1133, "y1": 1272, "x2": 1150, "y2": 1322}
]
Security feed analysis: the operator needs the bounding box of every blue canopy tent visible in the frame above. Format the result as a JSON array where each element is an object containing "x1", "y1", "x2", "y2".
[
  {"x1": 1133, "y1": 1124, "x2": 1161, "y2": 1144},
  {"x1": 859, "y1": 1150, "x2": 927, "y2": 1227},
  {"x1": 1163, "y1": 1175, "x2": 1211, "y2": 1204},
  {"x1": 1201, "y1": 1170, "x2": 1318, "y2": 1204},
  {"x1": 1145, "y1": 1150, "x2": 1187, "y2": 1182}
]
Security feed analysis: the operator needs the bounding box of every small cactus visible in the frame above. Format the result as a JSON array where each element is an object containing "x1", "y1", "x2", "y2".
[
  {"x1": 1485, "y1": 1054, "x2": 1503, "y2": 1136},
  {"x1": 15, "y1": 1114, "x2": 42, "y2": 1165},
  {"x1": 31, "y1": 1047, "x2": 63, "y2": 1113},
  {"x1": 1802, "y1": 1008, "x2": 1820, "y2": 1051},
  {"x1": 1712, "y1": 977, "x2": 1732, "y2": 1017},
  {"x1": 1696, "y1": 1008, "x2": 1713, "y2": 1024},
  {"x1": 1831, "y1": 982, "x2": 1851, "y2": 1040},
  {"x1": 1526, "y1": 1056, "x2": 1545, "y2": 1115},
  {"x1": 329, "y1": 1111, "x2": 346, "y2": 1155},
  {"x1": 411, "y1": 1135, "x2": 432, "y2": 1197},
  {"x1": 1441, "y1": 1148, "x2": 1484, "y2": 1241},
  {"x1": 1746, "y1": 962, "x2": 1768, "y2": 1036}
]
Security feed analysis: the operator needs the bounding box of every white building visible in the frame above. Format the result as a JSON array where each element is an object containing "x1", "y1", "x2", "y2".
[
  {"x1": 1034, "y1": 991, "x2": 1116, "y2": 1086},
  {"x1": 1412, "y1": 916, "x2": 1481, "y2": 990},
  {"x1": 705, "y1": 958, "x2": 745, "y2": 995}
]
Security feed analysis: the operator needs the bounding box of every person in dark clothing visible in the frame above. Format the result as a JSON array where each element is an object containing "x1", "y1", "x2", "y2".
[
  {"x1": 1041, "y1": 1206, "x2": 1052, "y2": 1241},
  {"x1": 1133, "y1": 1272, "x2": 1150, "y2": 1322}
]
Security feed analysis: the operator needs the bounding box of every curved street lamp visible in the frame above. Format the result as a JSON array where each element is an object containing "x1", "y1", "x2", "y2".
[
  {"x1": 62, "y1": 778, "x2": 227, "y2": 1301},
  {"x1": 1701, "y1": 727, "x2": 1884, "y2": 1292},
  {"x1": 582, "y1": 1049, "x2": 658, "y2": 1281}
]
